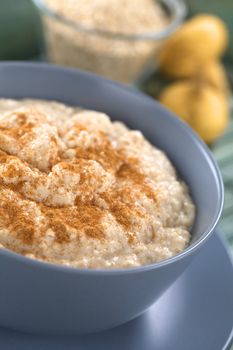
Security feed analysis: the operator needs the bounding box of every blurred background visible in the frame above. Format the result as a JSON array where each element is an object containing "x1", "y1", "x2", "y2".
[
  {"x1": 0, "y1": 1, "x2": 232, "y2": 68},
  {"x1": 0, "y1": 0, "x2": 233, "y2": 254}
]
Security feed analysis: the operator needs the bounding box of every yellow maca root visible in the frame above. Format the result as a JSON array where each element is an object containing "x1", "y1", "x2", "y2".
[
  {"x1": 159, "y1": 15, "x2": 229, "y2": 78},
  {"x1": 191, "y1": 87, "x2": 229, "y2": 143},
  {"x1": 159, "y1": 80, "x2": 229, "y2": 143},
  {"x1": 199, "y1": 60, "x2": 229, "y2": 93},
  {"x1": 159, "y1": 81, "x2": 191, "y2": 123}
]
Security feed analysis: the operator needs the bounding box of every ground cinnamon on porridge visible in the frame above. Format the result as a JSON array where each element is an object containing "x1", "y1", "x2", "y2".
[{"x1": 0, "y1": 99, "x2": 195, "y2": 268}]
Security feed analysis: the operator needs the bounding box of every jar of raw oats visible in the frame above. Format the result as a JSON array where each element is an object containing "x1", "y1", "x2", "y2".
[{"x1": 33, "y1": 0, "x2": 186, "y2": 84}]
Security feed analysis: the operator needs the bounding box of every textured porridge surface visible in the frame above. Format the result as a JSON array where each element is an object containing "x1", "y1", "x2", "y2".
[{"x1": 0, "y1": 99, "x2": 195, "y2": 268}]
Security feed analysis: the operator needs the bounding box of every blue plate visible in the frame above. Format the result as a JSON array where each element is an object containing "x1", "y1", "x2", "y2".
[{"x1": 0, "y1": 230, "x2": 232, "y2": 350}]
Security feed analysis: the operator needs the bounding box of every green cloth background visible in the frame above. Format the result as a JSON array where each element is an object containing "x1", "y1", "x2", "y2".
[
  {"x1": 213, "y1": 100, "x2": 233, "y2": 252},
  {"x1": 0, "y1": 0, "x2": 42, "y2": 60}
]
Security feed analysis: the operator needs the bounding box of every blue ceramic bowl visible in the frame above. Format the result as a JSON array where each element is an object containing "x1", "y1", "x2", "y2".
[{"x1": 0, "y1": 63, "x2": 224, "y2": 334}]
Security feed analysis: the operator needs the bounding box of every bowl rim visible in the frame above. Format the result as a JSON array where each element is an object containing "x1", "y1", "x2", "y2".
[
  {"x1": 32, "y1": 0, "x2": 186, "y2": 41},
  {"x1": 0, "y1": 62, "x2": 224, "y2": 275}
]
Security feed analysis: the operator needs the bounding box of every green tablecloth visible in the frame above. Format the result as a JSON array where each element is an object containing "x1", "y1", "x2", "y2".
[
  {"x1": 213, "y1": 99, "x2": 233, "y2": 252},
  {"x1": 212, "y1": 99, "x2": 233, "y2": 350}
]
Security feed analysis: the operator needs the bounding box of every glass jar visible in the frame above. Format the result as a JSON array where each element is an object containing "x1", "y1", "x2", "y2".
[{"x1": 33, "y1": 0, "x2": 186, "y2": 84}]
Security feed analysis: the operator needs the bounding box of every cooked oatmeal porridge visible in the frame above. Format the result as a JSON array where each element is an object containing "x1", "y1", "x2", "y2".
[{"x1": 0, "y1": 99, "x2": 195, "y2": 268}]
